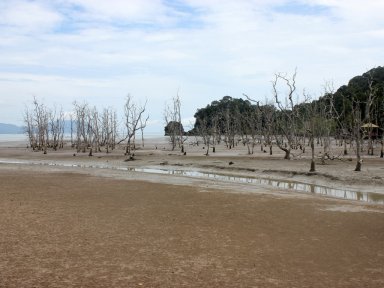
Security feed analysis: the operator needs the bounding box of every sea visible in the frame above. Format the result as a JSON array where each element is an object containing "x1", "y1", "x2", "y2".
[
  {"x1": 0, "y1": 132, "x2": 166, "y2": 144},
  {"x1": 0, "y1": 134, "x2": 27, "y2": 142}
]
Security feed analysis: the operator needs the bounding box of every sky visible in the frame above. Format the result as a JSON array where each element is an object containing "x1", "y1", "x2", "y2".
[{"x1": 0, "y1": 0, "x2": 383, "y2": 133}]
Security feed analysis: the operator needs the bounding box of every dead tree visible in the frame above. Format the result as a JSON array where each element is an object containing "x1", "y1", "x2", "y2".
[
  {"x1": 139, "y1": 116, "x2": 147, "y2": 148},
  {"x1": 73, "y1": 102, "x2": 89, "y2": 153},
  {"x1": 196, "y1": 116, "x2": 212, "y2": 156},
  {"x1": 262, "y1": 102, "x2": 276, "y2": 155},
  {"x1": 101, "y1": 107, "x2": 117, "y2": 153},
  {"x1": 164, "y1": 94, "x2": 187, "y2": 152},
  {"x1": 49, "y1": 106, "x2": 65, "y2": 150},
  {"x1": 327, "y1": 82, "x2": 351, "y2": 156},
  {"x1": 223, "y1": 106, "x2": 238, "y2": 149},
  {"x1": 24, "y1": 106, "x2": 37, "y2": 149},
  {"x1": 210, "y1": 115, "x2": 220, "y2": 153},
  {"x1": 312, "y1": 82, "x2": 339, "y2": 163},
  {"x1": 241, "y1": 96, "x2": 260, "y2": 155},
  {"x1": 24, "y1": 98, "x2": 65, "y2": 152},
  {"x1": 243, "y1": 94, "x2": 276, "y2": 156},
  {"x1": 35, "y1": 98, "x2": 49, "y2": 153},
  {"x1": 272, "y1": 69, "x2": 301, "y2": 160},
  {"x1": 352, "y1": 101, "x2": 363, "y2": 171},
  {"x1": 24, "y1": 97, "x2": 50, "y2": 152},
  {"x1": 121, "y1": 95, "x2": 148, "y2": 156},
  {"x1": 302, "y1": 93, "x2": 317, "y2": 172},
  {"x1": 90, "y1": 107, "x2": 101, "y2": 153}
]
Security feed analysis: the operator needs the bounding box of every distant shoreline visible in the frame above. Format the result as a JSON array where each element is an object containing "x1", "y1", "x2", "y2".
[
  {"x1": 0, "y1": 132, "x2": 165, "y2": 140},
  {"x1": 0, "y1": 133, "x2": 27, "y2": 141}
]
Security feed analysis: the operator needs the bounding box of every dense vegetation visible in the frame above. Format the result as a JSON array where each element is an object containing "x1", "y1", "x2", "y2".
[{"x1": 317, "y1": 66, "x2": 384, "y2": 130}]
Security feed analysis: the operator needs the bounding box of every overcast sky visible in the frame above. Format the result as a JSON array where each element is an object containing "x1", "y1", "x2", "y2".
[{"x1": 0, "y1": 0, "x2": 383, "y2": 132}]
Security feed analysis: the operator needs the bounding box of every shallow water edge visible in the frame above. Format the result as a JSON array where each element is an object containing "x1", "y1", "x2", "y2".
[{"x1": 1, "y1": 158, "x2": 383, "y2": 204}]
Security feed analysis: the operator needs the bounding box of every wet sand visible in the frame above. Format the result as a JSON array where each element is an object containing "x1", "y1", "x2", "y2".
[
  {"x1": 1, "y1": 169, "x2": 383, "y2": 287},
  {"x1": 0, "y1": 139, "x2": 384, "y2": 287}
]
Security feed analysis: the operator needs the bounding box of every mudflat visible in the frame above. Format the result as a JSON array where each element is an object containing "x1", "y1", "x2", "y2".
[
  {"x1": 0, "y1": 138, "x2": 384, "y2": 287},
  {"x1": 0, "y1": 167, "x2": 383, "y2": 287}
]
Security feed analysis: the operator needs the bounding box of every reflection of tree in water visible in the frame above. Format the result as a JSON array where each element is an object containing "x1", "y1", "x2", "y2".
[{"x1": 368, "y1": 193, "x2": 384, "y2": 203}]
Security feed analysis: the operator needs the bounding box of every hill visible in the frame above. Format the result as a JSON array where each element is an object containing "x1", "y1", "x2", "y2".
[
  {"x1": 191, "y1": 66, "x2": 384, "y2": 133},
  {"x1": 0, "y1": 123, "x2": 23, "y2": 134}
]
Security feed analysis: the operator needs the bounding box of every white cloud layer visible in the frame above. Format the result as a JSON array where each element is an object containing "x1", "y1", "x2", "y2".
[{"x1": 0, "y1": 0, "x2": 383, "y2": 132}]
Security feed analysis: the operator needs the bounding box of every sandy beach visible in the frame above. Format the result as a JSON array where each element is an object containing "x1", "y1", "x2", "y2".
[{"x1": 0, "y1": 137, "x2": 383, "y2": 287}]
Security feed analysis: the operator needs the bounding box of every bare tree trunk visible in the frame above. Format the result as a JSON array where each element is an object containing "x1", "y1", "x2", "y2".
[
  {"x1": 205, "y1": 138, "x2": 210, "y2": 156},
  {"x1": 283, "y1": 148, "x2": 291, "y2": 160},
  {"x1": 343, "y1": 137, "x2": 348, "y2": 155},
  {"x1": 355, "y1": 144, "x2": 362, "y2": 171},
  {"x1": 310, "y1": 136, "x2": 315, "y2": 172},
  {"x1": 140, "y1": 116, "x2": 146, "y2": 148},
  {"x1": 354, "y1": 107, "x2": 362, "y2": 172}
]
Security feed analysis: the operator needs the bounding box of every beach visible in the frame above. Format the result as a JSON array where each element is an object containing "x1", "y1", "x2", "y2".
[{"x1": 0, "y1": 136, "x2": 383, "y2": 287}]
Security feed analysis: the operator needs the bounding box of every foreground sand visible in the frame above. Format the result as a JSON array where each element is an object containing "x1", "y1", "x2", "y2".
[
  {"x1": 0, "y1": 138, "x2": 384, "y2": 287},
  {"x1": 0, "y1": 168, "x2": 383, "y2": 287}
]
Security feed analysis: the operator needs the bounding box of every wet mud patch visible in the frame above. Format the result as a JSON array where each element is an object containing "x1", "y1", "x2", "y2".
[
  {"x1": 263, "y1": 169, "x2": 340, "y2": 181},
  {"x1": 320, "y1": 205, "x2": 384, "y2": 213}
]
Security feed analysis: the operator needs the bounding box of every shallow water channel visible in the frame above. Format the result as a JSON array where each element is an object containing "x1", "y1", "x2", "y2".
[
  {"x1": 1, "y1": 159, "x2": 384, "y2": 204},
  {"x1": 122, "y1": 167, "x2": 384, "y2": 204}
]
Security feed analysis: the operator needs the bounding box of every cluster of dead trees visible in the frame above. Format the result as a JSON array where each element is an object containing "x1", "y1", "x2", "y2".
[
  {"x1": 191, "y1": 68, "x2": 384, "y2": 172},
  {"x1": 71, "y1": 102, "x2": 118, "y2": 155},
  {"x1": 24, "y1": 95, "x2": 148, "y2": 157},
  {"x1": 24, "y1": 67, "x2": 383, "y2": 173},
  {"x1": 24, "y1": 97, "x2": 65, "y2": 153}
]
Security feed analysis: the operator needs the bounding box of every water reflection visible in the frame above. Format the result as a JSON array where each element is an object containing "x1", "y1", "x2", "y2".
[
  {"x1": 1, "y1": 159, "x2": 383, "y2": 204},
  {"x1": 125, "y1": 167, "x2": 384, "y2": 204}
]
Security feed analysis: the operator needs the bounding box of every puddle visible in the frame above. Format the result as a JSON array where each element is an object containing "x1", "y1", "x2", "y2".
[{"x1": 1, "y1": 159, "x2": 384, "y2": 204}]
